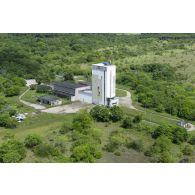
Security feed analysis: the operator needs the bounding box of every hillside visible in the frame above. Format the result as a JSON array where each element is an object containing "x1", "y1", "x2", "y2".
[{"x1": 1, "y1": 33, "x2": 195, "y2": 163}]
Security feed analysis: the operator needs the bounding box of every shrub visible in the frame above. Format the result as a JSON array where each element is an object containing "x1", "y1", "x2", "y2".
[
  {"x1": 172, "y1": 127, "x2": 188, "y2": 144},
  {"x1": 110, "y1": 106, "x2": 123, "y2": 122},
  {"x1": 30, "y1": 84, "x2": 37, "y2": 90},
  {"x1": 59, "y1": 123, "x2": 72, "y2": 134},
  {"x1": 133, "y1": 114, "x2": 142, "y2": 123},
  {"x1": 189, "y1": 135, "x2": 195, "y2": 145},
  {"x1": 63, "y1": 72, "x2": 74, "y2": 81},
  {"x1": 151, "y1": 136, "x2": 172, "y2": 154},
  {"x1": 0, "y1": 114, "x2": 17, "y2": 128},
  {"x1": 71, "y1": 143, "x2": 101, "y2": 162},
  {"x1": 152, "y1": 125, "x2": 173, "y2": 140},
  {"x1": 155, "y1": 104, "x2": 165, "y2": 113},
  {"x1": 36, "y1": 85, "x2": 52, "y2": 93},
  {"x1": 122, "y1": 117, "x2": 133, "y2": 128},
  {"x1": 128, "y1": 140, "x2": 144, "y2": 152},
  {"x1": 158, "y1": 151, "x2": 175, "y2": 163},
  {"x1": 182, "y1": 144, "x2": 194, "y2": 156},
  {"x1": 104, "y1": 131, "x2": 129, "y2": 152},
  {"x1": 114, "y1": 151, "x2": 121, "y2": 156},
  {"x1": 33, "y1": 143, "x2": 61, "y2": 157},
  {"x1": 90, "y1": 105, "x2": 110, "y2": 122},
  {"x1": 8, "y1": 108, "x2": 17, "y2": 117},
  {"x1": 5, "y1": 86, "x2": 20, "y2": 97},
  {"x1": 72, "y1": 110, "x2": 93, "y2": 133},
  {"x1": 0, "y1": 139, "x2": 26, "y2": 163},
  {"x1": 24, "y1": 134, "x2": 42, "y2": 148},
  {"x1": 54, "y1": 141, "x2": 66, "y2": 153}
]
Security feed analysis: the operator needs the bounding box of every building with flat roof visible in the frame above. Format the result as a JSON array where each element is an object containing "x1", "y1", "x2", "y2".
[
  {"x1": 53, "y1": 81, "x2": 91, "y2": 101},
  {"x1": 37, "y1": 96, "x2": 62, "y2": 106}
]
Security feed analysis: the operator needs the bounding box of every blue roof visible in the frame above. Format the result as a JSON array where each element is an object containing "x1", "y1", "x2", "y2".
[{"x1": 102, "y1": 61, "x2": 110, "y2": 65}]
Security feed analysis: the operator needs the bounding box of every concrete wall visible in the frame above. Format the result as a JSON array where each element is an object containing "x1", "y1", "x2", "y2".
[
  {"x1": 70, "y1": 85, "x2": 91, "y2": 102},
  {"x1": 78, "y1": 91, "x2": 92, "y2": 104},
  {"x1": 92, "y1": 63, "x2": 116, "y2": 106}
]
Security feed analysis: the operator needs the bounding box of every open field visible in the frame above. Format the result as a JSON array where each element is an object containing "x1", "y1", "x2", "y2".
[{"x1": 115, "y1": 47, "x2": 195, "y2": 83}]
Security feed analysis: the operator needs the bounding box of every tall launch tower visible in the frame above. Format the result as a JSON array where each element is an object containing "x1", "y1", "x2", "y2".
[{"x1": 92, "y1": 62, "x2": 118, "y2": 107}]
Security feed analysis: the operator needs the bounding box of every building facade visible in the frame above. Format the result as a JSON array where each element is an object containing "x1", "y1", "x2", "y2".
[
  {"x1": 53, "y1": 81, "x2": 91, "y2": 101},
  {"x1": 92, "y1": 62, "x2": 118, "y2": 107},
  {"x1": 37, "y1": 96, "x2": 62, "y2": 106}
]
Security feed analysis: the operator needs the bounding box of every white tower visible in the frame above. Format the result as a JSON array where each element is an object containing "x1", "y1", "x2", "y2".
[{"x1": 92, "y1": 62, "x2": 118, "y2": 107}]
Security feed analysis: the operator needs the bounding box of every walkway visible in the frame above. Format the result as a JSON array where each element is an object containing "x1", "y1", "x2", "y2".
[{"x1": 19, "y1": 88, "x2": 46, "y2": 110}]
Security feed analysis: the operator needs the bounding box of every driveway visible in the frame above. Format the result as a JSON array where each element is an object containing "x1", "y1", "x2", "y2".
[
  {"x1": 118, "y1": 89, "x2": 136, "y2": 110},
  {"x1": 19, "y1": 88, "x2": 46, "y2": 110},
  {"x1": 42, "y1": 102, "x2": 91, "y2": 114}
]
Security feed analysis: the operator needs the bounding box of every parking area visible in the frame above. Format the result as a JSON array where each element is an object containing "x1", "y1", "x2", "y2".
[{"x1": 41, "y1": 102, "x2": 92, "y2": 114}]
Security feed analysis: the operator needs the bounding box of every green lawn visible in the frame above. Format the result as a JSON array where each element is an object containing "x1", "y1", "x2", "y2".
[{"x1": 0, "y1": 113, "x2": 74, "y2": 143}]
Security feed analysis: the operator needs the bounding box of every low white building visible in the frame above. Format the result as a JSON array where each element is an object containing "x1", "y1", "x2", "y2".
[
  {"x1": 26, "y1": 79, "x2": 37, "y2": 87},
  {"x1": 78, "y1": 90, "x2": 92, "y2": 104}
]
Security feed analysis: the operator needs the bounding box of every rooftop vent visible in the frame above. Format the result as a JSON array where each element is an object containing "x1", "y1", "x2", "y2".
[{"x1": 102, "y1": 61, "x2": 111, "y2": 66}]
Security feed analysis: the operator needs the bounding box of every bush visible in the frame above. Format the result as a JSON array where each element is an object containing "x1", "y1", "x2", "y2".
[
  {"x1": 59, "y1": 123, "x2": 72, "y2": 134},
  {"x1": 114, "y1": 151, "x2": 121, "y2": 156},
  {"x1": 0, "y1": 139, "x2": 26, "y2": 163},
  {"x1": 71, "y1": 143, "x2": 101, "y2": 162},
  {"x1": 133, "y1": 114, "x2": 142, "y2": 123},
  {"x1": 54, "y1": 141, "x2": 66, "y2": 153},
  {"x1": 155, "y1": 104, "x2": 165, "y2": 113},
  {"x1": 172, "y1": 127, "x2": 188, "y2": 144},
  {"x1": 36, "y1": 85, "x2": 52, "y2": 93},
  {"x1": 5, "y1": 86, "x2": 20, "y2": 97},
  {"x1": 122, "y1": 117, "x2": 133, "y2": 128},
  {"x1": 72, "y1": 110, "x2": 93, "y2": 133},
  {"x1": 0, "y1": 114, "x2": 17, "y2": 128},
  {"x1": 110, "y1": 106, "x2": 123, "y2": 122},
  {"x1": 158, "y1": 151, "x2": 175, "y2": 163},
  {"x1": 189, "y1": 135, "x2": 195, "y2": 145},
  {"x1": 90, "y1": 105, "x2": 110, "y2": 122},
  {"x1": 24, "y1": 134, "x2": 42, "y2": 148},
  {"x1": 104, "y1": 131, "x2": 129, "y2": 152},
  {"x1": 182, "y1": 144, "x2": 194, "y2": 156},
  {"x1": 151, "y1": 136, "x2": 172, "y2": 154},
  {"x1": 8, "y1": 108, "x2": 17, "y2": 117},
  {"x1": 152, "y1": 125, "x2": 173, "y2": 140},
  {"x1": 30, "y1": 84, "x2": 37, "y2": 90},
  {"x1": 128, "y1": 140, "x2": 144, "y2": 152},
  {"x1": 63, "y1": 72, "x2": 74, "y2": 81},
  {"x1": 33, "y1": 143, "x2": 61, "y2": 157}
]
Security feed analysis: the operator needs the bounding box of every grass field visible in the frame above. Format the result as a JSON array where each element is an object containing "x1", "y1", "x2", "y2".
[{"x1": 115, "y1": 47, "x2": 195, "y2": 83}]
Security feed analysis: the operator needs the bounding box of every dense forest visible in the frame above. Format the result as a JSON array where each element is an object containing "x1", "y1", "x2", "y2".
[{"x1": 1, "y1": 33, "x2": 195, "y2": 163}]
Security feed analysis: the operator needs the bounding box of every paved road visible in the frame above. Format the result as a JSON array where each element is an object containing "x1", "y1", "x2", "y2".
[{"x1": 118, "y1": 89, "x2": 136, "y2": 110}]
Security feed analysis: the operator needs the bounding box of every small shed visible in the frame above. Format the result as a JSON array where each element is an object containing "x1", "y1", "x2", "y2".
[
  {"x1": 177, "y1": 120, "x2": 190, "y2": 128},
  {"x1": 26, "y1": 79, "x2": 37, "y2": 87},
  {"x1": 37, "y1": 96, "x2": 62, "y2": 106}
]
